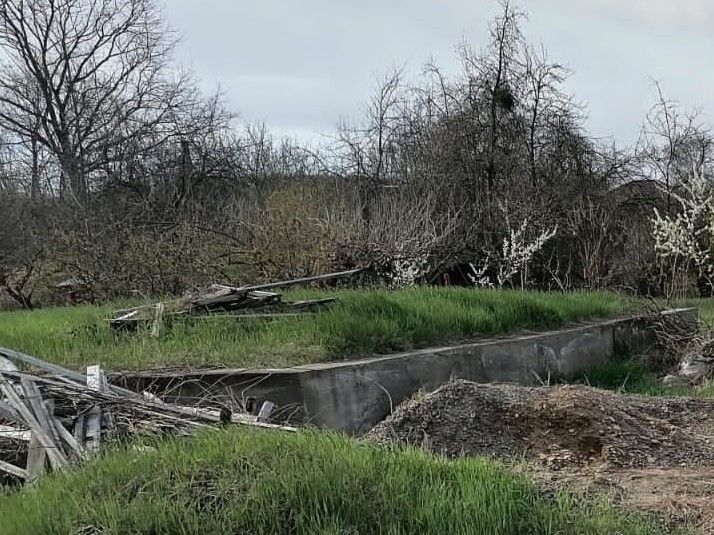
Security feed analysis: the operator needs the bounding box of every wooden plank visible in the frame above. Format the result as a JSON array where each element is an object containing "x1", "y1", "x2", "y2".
[
  {"x1": 25, "y1": 397, "x2": 55, "y2": 481},
  {"x1": 26, "y1": 432, "x2": 47, "y2": 480},
  {"x1": 73, "y1": 414, "x2": 86, "y2": 445},
  {"x1": 0, "y1": 382, "x2": 66, "y2": 469},
  {"x1": 38, "y1": 396, "x2": 86, "y2": 458},
  {"x1": 115, "y1": 310, "x2": 139, "y2": 321},
  {"x1": 288, "y1": 298, "x2": 336, "y2": 309},
  {"x1": 0, "y1": 348, "x2": 88, "y2": 385},
  {"x1": 85, "y1": 406, "x2": 102, "y2": 451},
  {"x1": 189, "y1": 288, "x2": 244, "y2": 309},
  {"x1": 85, "y1": 365, "x2": 106, "y2": 452},
  {"x1": 0, "y1": 399, "x2": 22, "y2": 423},
  {"x1": 20, "y1": 378, "x2": 60, "y2": 443},
  {"x1": 257, "y1": 401, "x2": 275, "y2": 423},
  {"x1": 1, "y1": 369, "x2": 96, "y2": 453},
  {"x1": 1, "y1": 370, "x2": 140, "y2": 404},
  {"x1": 0, "y1": 361, "x2": 142, "y2": 403},
  {"x1": 50, "y1": 413, "x2": 86, "y2": 458},
  {"x1": 0, "y1": 382, "x2": 67, "y2": 470},
  {"x1": 140, "y1": 391, "x2": 296, "y2": 431},
  {"x1": 0, "y1": 425, "x2": 30, "y2": 441},
  {"x1": 191, "y1": 292, "x2": 268, "y2": 310},
  {"x1": 197, "y1": 313, "x2": 314, "y2": 320},
  {"x1": 0, "y1": 459, "x2": 27, "y2": 480},
  {"x1": 247, "y1": 291, "x2": 282, "y2": 301},
  {"x1": 86, "y1": 365, "x2": 108, "y2": 391}
]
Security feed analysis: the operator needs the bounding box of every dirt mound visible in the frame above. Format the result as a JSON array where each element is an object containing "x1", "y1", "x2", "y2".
[{"x1": 367, "y1": 381, "x2": 714, "y2": 469}]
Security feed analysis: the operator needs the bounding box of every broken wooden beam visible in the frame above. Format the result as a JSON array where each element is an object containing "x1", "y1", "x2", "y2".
[
  {"x1": 0, "y1": 379, "x2": 67, "y2": 470},
  {"x1": 0, "y1": 425, "x2": 30, "y2": 441},
  {"x1": 0, "y1": 459, "x2": 27, "y2": 480}
]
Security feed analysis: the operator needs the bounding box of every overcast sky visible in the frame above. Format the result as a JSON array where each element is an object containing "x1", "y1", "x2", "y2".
[{"x1": 165, "y1": 0, "x2": 714, "y2": 146}]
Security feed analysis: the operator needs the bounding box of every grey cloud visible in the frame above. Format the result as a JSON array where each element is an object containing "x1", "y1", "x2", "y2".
[
  {"x1": 564, "y1": 0, "x2": 714, "y2": 29},
  {"x1": 165, "y1": 0, "x2": 714, "y2": 146}
]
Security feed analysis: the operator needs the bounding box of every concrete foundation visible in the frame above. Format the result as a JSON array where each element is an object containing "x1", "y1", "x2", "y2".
[{"x1": 113, "y1": 309, "x2": 696, "y2": 435}]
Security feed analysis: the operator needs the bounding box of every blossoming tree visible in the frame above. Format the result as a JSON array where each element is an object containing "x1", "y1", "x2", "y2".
[{"x1": 652, "y1": 165, "x2": 714, "y2": 298}]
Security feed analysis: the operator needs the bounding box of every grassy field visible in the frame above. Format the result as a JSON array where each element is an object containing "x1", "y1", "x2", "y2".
[
  {"x1": 0, "y1": 428, "x2": 670, "y2": 535},
  {"x1": 0, "y1": 288, "x2": 631, "y2": 371}
]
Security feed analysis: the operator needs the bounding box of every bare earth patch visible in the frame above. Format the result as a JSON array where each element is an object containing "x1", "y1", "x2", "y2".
[
  {"x1": 538, "y1": 467, "x2": 714, "y2": 533},
  {"x1": 367, "y1": 381, "x2": 714, "y2": 533}
]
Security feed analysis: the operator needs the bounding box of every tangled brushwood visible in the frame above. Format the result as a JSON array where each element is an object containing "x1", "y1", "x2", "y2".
[{"x1": 639, "y1": 305, "x2": 714, "y2": 386}]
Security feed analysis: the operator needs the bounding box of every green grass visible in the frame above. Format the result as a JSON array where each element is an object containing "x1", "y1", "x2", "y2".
[
  {"x1": 0, "y1": 428, "x2": 668, "y2": 535},
  {"x1": 566, "y1": 297, "x2": 714, "y2": 399},
  {"x1": 0, "y1": 288, "x2": 631, "y2": 371},
  {"x1": 574, "y1": 357, "x2": 714, "y2": 398}
]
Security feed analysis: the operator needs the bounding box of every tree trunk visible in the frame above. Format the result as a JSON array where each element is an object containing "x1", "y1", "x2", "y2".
[
  {"x1": 3, "y1": 285, "x2": 34, "y2": 310},
  {"x1": 30, "y1": 133, "x2": 40, "y2": 199},
  {"x1": 59, "y1": 151, "x2": 86, "y2": 203}
]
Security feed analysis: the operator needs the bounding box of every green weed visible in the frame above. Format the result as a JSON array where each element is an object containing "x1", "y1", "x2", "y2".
[{"x1": 0, "y1": 428, "x2": 666, "y2": 535}]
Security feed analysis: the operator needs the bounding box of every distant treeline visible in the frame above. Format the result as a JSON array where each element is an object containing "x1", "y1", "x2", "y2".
[{"x1": 0, "y1": 0, "x2": 710, "y2": 308}]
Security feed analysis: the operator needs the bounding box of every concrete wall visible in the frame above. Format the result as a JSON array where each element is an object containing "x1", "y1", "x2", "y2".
[{"x1": 114, "y1": 309, "x2": 696, "y2": 435}]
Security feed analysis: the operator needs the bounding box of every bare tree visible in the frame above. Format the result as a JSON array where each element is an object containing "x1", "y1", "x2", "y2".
[
  {"x1": 0, "y1": 0, "x2": 196, "y2": 202},
  {"x1": 336, "y1": 69, "x2": 404, "y2": 223},
  {"x1": 460, "y1": 0, "x2": 526, "y2": 194},
  {"x1": 640, "y1": 82, "x2": 712, "y2": 211},
  {"x1": 522, "y1": 44, "x2": 575, "y2": 186}
]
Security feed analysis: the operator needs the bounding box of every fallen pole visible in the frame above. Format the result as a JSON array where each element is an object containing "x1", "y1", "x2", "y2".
[{"x1": 215, "y1": 268, "x2": 363, "y2": 293}]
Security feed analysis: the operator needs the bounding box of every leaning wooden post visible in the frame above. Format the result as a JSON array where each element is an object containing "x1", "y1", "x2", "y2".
[{"x1": 21, "y1": 384, "x2": 54, "y2": 482}]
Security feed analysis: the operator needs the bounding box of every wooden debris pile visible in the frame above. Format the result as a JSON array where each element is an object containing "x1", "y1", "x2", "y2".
[
  {"x1": 110, "y1": 269, "x2": 362, "y2": 333},
  {"x1": 0, "y1": 348, "x2": 292, "y2": 485}
]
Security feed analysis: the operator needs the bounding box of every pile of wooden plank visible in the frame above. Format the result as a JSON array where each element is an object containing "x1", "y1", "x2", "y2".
[
  {"x1": 0, "y1": 348, "x2": 293, "y2": 485},
  {"x1": 110, "y1": 269, "x2": 362, "y2": 333}
]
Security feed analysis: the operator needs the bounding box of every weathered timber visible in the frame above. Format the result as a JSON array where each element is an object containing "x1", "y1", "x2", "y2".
[
  {"x1": 0, "y1": 459, "x2": 27, "y2": 480},
  {"x1": 109, "y1": 269, "x2": 360, "y2": 331},
  {"x1": 0, "y1": 348, "x2": 298, "y2": 486}
]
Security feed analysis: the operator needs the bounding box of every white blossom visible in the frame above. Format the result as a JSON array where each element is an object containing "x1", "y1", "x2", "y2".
[
  {"x1": 467, "y1": 261, "x2": 493, "y2": 288},
  {"x1": 390, "y1": 255, "x2": 429, "y2": 288},
  {"x1": 652, "y1": 165, "x2": 714, "y2": 290},
  {"x1": 470, "y1": 218, "x2": 557, "y2": 288}
]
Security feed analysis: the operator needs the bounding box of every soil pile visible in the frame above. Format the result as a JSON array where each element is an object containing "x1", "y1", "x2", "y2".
[{"x1": 367, "y1": 381, "x2": 714, "y2": 469}]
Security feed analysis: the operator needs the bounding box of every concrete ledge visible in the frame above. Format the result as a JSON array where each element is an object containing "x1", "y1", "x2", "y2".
[{"x1": 114, "y1": 308, "x2": 697, "y2": 434}]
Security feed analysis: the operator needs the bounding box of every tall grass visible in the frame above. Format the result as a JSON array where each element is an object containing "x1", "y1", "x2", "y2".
[
  {"x1": 0, "y1": 288, "x2": 631, "y2": 370},
  {"x1": 568, "y1": 298, "x2": 713, "y2": 398},
  {"x1": 0, "y1": 428, "x2": 666, "y2": 535},
  {"x1": 574, "y1": 357, "x2": 714, "y2": 398}
]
